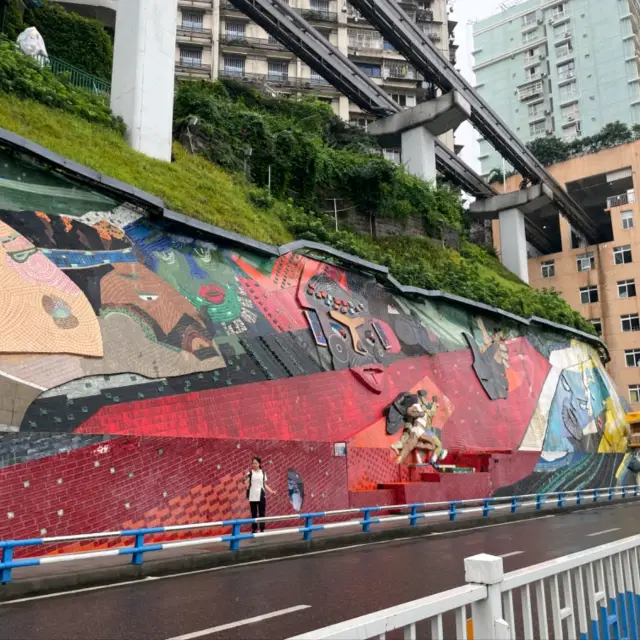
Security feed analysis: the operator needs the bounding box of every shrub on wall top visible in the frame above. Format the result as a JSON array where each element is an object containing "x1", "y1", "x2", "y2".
[{"x1": 23, "y1": 0, "x2": 113, "y2": 80}]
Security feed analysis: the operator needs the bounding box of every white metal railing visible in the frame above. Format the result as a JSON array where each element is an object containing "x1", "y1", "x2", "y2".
[
  {"x1": 608, "y1": 191, "x2": 636, "y2": 208},
  {"x1": 292, "y1": 533, "x2": 640, "y2": 640},
  {"x1": 519, "y1": 81, "x2": 543, "y2": 100}
]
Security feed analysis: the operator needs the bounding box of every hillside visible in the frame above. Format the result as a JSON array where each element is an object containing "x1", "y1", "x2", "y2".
[{"x1": 0, "y1": 42, "x2": 594, "y2": 334}]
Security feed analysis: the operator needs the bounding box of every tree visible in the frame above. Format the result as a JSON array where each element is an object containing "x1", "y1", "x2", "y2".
[{"x1": 526, "y1": 136, "x2": 570, "y2": 166}]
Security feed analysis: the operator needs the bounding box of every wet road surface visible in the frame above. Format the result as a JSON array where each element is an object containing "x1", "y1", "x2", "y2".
[{"x1": 2, "y1": 501, "x2": 639, "y2": 640}]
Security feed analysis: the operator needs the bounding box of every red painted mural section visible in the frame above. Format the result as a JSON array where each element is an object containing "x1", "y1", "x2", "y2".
[
  {"x1": 77, "y1": 338, "x2": 549, "y2": 455},
  {"x1": 0, "y1": 436, "x2": 348, "y2": 553}
]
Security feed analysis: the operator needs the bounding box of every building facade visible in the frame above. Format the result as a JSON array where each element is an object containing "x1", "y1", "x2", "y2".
[
  {"x1": 493, "y1": 140, "x2": 640, "y2": 409},
  {"x1": 472, "y1": 0, "x2": 640, "y2": 175}
]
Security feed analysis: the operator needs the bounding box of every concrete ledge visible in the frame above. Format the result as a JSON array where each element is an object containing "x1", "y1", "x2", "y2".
[
  {"x1": 2, "y1": 497, "x2": 638, "y2": 601},
  {"x1": 367, "y1": 92, "x2": 471, "y2": 148},
  {"x1": 469, "y1": 183, "x2": 554, "y2": 220}
]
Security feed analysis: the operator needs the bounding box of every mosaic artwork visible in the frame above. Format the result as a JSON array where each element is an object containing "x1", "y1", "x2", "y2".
[{"x1": 0, "y1": 205, "x2": 632, "y2": 548}]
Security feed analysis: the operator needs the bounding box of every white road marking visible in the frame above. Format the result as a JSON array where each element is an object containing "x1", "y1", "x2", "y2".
[
  {"x1": 0, "y1": 514, "x2": 556, "y2": 605},
  {"x1": 163, "y1": 605, "x2": 310, "y2": 640},
  {"x1": 586, "y1": 528, "x2": 621, "y2": 537},
  {"x1": 499, "y1": 551, "x2": 524, "y2": 558}
]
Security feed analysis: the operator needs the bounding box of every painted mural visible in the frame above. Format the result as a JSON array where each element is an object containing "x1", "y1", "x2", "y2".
[{"x1": 0, "y1": 204, "x2": 634, "y2": 548}]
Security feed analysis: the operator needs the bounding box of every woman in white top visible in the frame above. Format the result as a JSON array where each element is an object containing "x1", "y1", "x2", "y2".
[{"x1": 243, "y1": 456, "x2": 276, "y2": 533}]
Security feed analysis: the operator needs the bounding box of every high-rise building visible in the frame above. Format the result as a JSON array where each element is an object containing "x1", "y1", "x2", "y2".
[
  {"x1": 472, "y1": 0, "x2": 640, "y2": 175},
  {"x1": 58, "y1": 0, "x2": 458, "y2": 140},
  {"x1": 493, "y1": 139, "x2": 640, "y2": 408}
]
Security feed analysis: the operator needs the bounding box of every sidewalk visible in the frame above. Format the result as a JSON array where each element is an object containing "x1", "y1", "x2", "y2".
[{"x1": 2, "y1": 497, "x2": 638, "y2": 601}]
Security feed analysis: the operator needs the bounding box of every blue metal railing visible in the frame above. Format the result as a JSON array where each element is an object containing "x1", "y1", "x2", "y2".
[{"x1": 1, "y1": 484, "x2": 638, "y2": 584}]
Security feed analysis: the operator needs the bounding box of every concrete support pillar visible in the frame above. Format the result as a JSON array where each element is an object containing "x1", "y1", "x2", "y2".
[
  {"x1": 499, "y1": 207, "x2": 529, "y2": 283},
  {"x1": 110, "y1": 0, "x2": 178, "y2": 162},
  {"x1": 400, "y1": 126, "x2": 436, "y2": 183}
]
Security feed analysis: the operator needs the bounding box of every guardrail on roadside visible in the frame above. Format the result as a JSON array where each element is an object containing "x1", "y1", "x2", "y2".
[
  {"x1": 289, "y1": 532, "x2": 640, "y2": 639},
  {"x1": 1, "y1": 484, "x2": 638, "y2": 585}
]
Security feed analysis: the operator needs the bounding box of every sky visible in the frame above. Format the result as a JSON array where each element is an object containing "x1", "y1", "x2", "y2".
[{"x1": 449, "y1": 0, "x2": 511, "y2": 172}]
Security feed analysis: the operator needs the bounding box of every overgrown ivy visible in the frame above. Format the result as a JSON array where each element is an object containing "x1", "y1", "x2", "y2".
[
  {"x1": 21, "y1": 0, "x2": 113, "y2": 80},
  {"x1": 0, "y1": 40, "x2": 123, "y2": 132},
  {"x1": 174, "y1": 79, "x2": 464, "y2": 234}
]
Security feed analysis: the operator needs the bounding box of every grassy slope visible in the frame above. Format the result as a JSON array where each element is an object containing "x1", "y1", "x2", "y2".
[{"x1": 0, "y1": 93, "x2": 292, "y2": 245}]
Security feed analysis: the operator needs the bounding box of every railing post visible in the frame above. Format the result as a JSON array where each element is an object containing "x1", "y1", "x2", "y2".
[
  {"x1": 131, "y1": 533, "x2": 145, "y2": 566},
  {"x1": 557, "y1": 492, "x2": 564, "y2": 508},
  {"x1": 635, "y1": 485, "x2": 639, "y2": 498},
  {"x1": 0, "y1": 545, "x2": 13, "y2": 584},
  {"x1": 361, "y1": 508, "x2": 373, "y2": 533},
  {"x1": 408, "y1": 505, "x2": 419, "y2": 527},
  {"x1": 593, "y1": 488, "x2": 599, "y2": 503},
  {"x1": 303, "y1": 515, "x2": 314, "y2": 542},
  {"x1": 465, "y1": 554, "x2": 508, "y2": 640},
  {"x1": 608, "y1": 487, "x2": 614, "y2": 501},
  {"x1": 577, "y1": 490, "x2": 582, "y2": 505},
  {"x1": 229, "y1": 521, "x2": 242, "y2": 551},
  {"x1": 536, "y1": 494, "x2": 544, "y2": 511},
  {"x1": 622, "y1": 486, "x2": 627, "y2": 499},
  {"x1": 483, "y1": 499, "x2": 492, "y2": 517},
  {"x1": 449, "y1": 502, "x2": 457, "y2": 522},
  {"x1": 510, "y1": 497, "x2": 518, "y2": 514}
]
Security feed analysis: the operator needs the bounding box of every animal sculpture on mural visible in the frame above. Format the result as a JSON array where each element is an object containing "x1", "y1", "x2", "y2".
[
  {"x1": 463, "y1": 318, "x2": 510, "y2": 401},
  {"x1": 389, "y1": 390, "x2": 447, "y2": 466}
]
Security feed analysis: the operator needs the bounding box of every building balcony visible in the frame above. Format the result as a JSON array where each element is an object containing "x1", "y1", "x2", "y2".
[
  {"x1": 178, "y1": 0, "x2": 212, "y2": 10},
  {"x1": 554, "y1": 28, "x2": 572, "y2": 42},
  {"x1": 518, "y1": 81, "x2": 544, "y2": 100},
  {"x1": 297, "y1": 8, "x2": 338, "y2": 22},
  {"x1": 550, "y1": 10, "x2": 570, "y2": 23},
  {"x1": 176, "y1": 60, "x2": 211, "y2": 76},
  {"x1": 557, "y1": 69, "x2": 576, "y2": 82},
  {"x1": 607, "y1": 191, "x2": 636, "y2": 209},
  {"x1": 348, "y1": 42, "x2": 384, "y2": 54},
  {"x1": 219, "y1": 69, "x2": 338, "y2": 90},
  {"x1": 415, "y1": 8, "x2": 434, "y2": 21},
  {"x1": 176, "y1": 26, "x2": 213, "y2": 43},
  {"x1": 220, "y1": 34, "x2": 287, "y2": 51}
]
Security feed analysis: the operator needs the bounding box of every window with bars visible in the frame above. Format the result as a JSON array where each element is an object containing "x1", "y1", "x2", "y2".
[
  {"x1": 557, "y1": 60, "x2": 575, "y2": 81},
  {"x1": 522, "y1": 29, "x2": 538, "y2": 44},
  {"x1": 618, "y1": 279, "x2": 637, "y2": 298},
  {"x1": 182, "y1": 11, "x2": 204, "y2": 29},
  {"x1": 622, "y1": 313, "x2": 640, "y2": 332},
  {"x1": 223, "y1": 56, "x2": 245, "y2": 76},
  {"x1": 614, "y1": 245, "x2": 633, "y2": 264},
  {"x1": 348, "y1": 29, "x2": 382, "y2": 49},
  {"x1": 529, "y1": 120, "x2": 546, "y2": 137},
  {"x1": 310, "y1": 0, "x2": 329, "y2": 10},
  {"x1": 559, "y1": 81, "x2": 577, "y2": 102},
  {"x1": 268, "y1": 61, "x2": 289, "y2": 81},
  {"x1": 225, "y1": 22, "x2": 245, "y2": 37},
  {"x1": 310, "y1": 69, "x2": 329, "y2": 84},
  {"x1": 180, "y1": 47, "x2": 203, "y2": 66},
  {"x1": 528, "y1": 102, "x2": 544, "y2": 118},
  {"x1": 576, "y1": 252, "x2": 594, "y2": 272},
  {"x1": 630, "y1": 385, "x2": 640, "y2": 404},
  {"x1": 579, "y1": 286, "x2": 599, "y2": 304},
  {"x1": 622, "y1": 210, "x2": 634, "y2": 229},
  {"x1": 541, "y1": 260, "x2": 555, "y2": 278},
  {"x1": 626, "y1": 349, "x2": 640, "y2": 367}
]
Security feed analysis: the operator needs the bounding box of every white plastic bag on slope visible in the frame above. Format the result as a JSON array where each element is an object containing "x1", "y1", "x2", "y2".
[{"x1": 16, "y1": 27, "x2": 48, "y2": 64}]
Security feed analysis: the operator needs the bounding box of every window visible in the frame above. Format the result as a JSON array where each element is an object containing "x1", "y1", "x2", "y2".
[
  {"x1": 622, "y1": 210, "x2": 634, "y2": 229},
  {"x1": 571, "y1": 227, "x2": 586, "y2": 249},
  {"x1": 590, "y1": 318, "x2": 602, "y2": 336},
  {"x1": 630, "y1": 385, "x2": 640, "y2": 404},
  {"x1": 626, "y1": 349, "x2": 640, "y2": 367},
  {"x1": 355, "y1": 63, "x2": 381, "y2": 77},
  {"x1": 524, "y1": 47, "x2": 537, "y2": 64},
  {"x1": 182, "y1": 11, "x2": 204, "y2": 29},
  {"x1": 576, "y1": 252, "x2": 595, "y2": 272},
  {"x1": 561, "y1": 103, "x2": 579, "y2": 120},
  {"x1": 622, "y1": 313, "x2": 640, "y2": 332},
  {"x1": 551, "y1": 3, "x2": 567, "y2": 19},
  {"x1": 348, "y1": 29, "x2": 382, "y2": 49},
  {"x1": 383, "y1": 149, "x2": 401, "y2": 164},
  {"x1": 541, "y1": 260, "x2": 555, "y2": 278},
  {"x1": 529, "y1": 120, "x2": 546, "y2": 137},
  {"x1": 310, "y1": 69, "x2": 329, "y2": 84},
  {"x1": 225, "y1": 22, "x2": 245, "y2": 37},
  {"x1": 528, "y1": 102, "x2": 544, "y2": 118},
  {"x1": 391, "y1": 94, "x2": 416, "y2": 108},
  {"x1": 618, "y1": 279, "x2": 637, "y2": 298},
  {"x1": 556, "y1": 43, "x2": 573, "y2": 59},
  {"x1": 557, "y1": 60, "x2": 575, "y2": 81},
  {"x1": 268, "y1": 34, "x2": 279, "y2": 44},
  {"x1": 180, "y1": 47, "x2": 203, "y2": 67},
  {"x1": 559, "y1": 81, "x2": 577, "y2": 102},
  {"x1": 311, "y1": 0, "x2": 329, "y2": 9},
  {"x1": 525, "y1": 65, "x2": 540, "y2": 80},
  {"x1": 522, "y1": 12, "x2": 536, "y2": 26},
  {"x1": 580, "y1": 286, "x2": 599, "y2": 304},
  {"x1": 553, "y1": 23, "x2": 571, "y2": 40},
  {"x1": 614, "y1": 245, "x2": 633, "y2": 264},
  {"x1": 268, "y1": 61, "x2": 288, "y2": 81},
  {"x1": 223, "y1": 56, "x2": 244, "y2": 76},
  {"x1": 523, "y1": 30, "x2": 538, "y2": 45}
]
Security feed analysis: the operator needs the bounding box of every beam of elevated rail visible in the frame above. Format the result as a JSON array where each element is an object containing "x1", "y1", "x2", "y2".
[{"x1": 347, "y1": 0, "x2": 599, "y2": 243}]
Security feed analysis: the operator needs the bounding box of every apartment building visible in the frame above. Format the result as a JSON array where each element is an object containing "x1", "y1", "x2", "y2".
[
  {"x1": 472, "y1": 0, "x2": 640, "y2": 175},
  {"x1": 493, "y1": 140, "x2": 640, "y2": 408}
]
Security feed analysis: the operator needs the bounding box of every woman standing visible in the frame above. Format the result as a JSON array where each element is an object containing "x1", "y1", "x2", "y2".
[{"x1": 244, "y1": 456, "x2": 276, "y2": 533}]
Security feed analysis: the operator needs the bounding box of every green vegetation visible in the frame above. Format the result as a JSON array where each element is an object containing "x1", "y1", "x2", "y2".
[
  {"x1": 0, "y1": 49, "x2": 595, "y2": 334},
  {"x1": 174, "y1": 80, "x2": 463, "y2": 234},
  {"x1": 20, "y1": 0, "x2": 113, "y2": 80},
  {"x1": 0, "y1": 40, "x2": 121, "y2": 131}
]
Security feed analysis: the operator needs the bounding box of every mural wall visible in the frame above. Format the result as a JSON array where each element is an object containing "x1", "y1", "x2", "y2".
[{"x1": 0, "y1": 203, "x2": 633, "y2": 548}]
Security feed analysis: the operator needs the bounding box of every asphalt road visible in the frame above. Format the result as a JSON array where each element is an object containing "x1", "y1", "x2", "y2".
[{"x1": 2, "y1": 502, "x2": 639, "y2": 640}]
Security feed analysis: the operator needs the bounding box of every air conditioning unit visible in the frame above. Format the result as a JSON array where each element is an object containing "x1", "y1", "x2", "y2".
[
  {"x1": 568, "y1": 115, "x2": 575, "y2": 121},
  {"x1": 544, "y1": 109, "x2": 551, "y2": 115},
  {"x1": 540, "y1": 71, "x2": 547, "y2": 77},
  {"x1": 564, "y1": 31, "x2": 571, "y2": 37},
  {"x1": 539, "y1": 54, "x2": 546, "y2": 60},
  {"x1": 582, "y1": 263, "x2": 592, "y2": 272},
  {"x1": 545, "y1": 129, "x2": 554, "y2": 135},
  {"x1": 537, "y1": 18, "x2": 543, "y2": 24}
]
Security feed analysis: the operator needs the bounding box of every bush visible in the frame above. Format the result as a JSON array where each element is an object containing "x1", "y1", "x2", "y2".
[
  {"x1": 23, "y1": 0, "x2": 113, "y2": 80},
  {"x1": 0, "y1": 40, "x2": 123, "y2": 132}
]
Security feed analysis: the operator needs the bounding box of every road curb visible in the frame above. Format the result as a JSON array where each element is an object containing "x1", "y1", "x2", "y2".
[{"x1": 2, "y1": 497, "x2": 639, "y2": 601}]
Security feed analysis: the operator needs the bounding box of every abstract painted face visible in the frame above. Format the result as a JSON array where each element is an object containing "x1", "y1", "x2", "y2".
[
  {"x1": 559, "y1": 372, "x2": 590, "y2": 443},
  {"x1": 287, "y1": 469, "x2": 304, "y2": 512}
]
